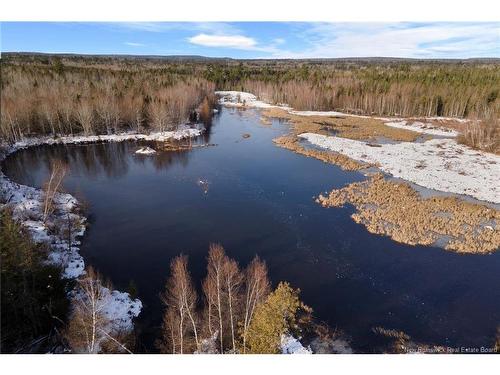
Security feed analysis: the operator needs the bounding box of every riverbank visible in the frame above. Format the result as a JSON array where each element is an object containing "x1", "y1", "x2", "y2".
[{"x1": 0, "y1": 125, "x2": 205, "y2": 345}]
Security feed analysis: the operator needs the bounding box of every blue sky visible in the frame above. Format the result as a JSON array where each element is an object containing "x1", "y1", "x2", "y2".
[{"x1": 1, "y1": 22, "x2": 499, "y2": 58}]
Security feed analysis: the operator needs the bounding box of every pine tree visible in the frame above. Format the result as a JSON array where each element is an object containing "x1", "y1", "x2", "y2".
[{"x1": 246, "y1": 282, "x2": 310, "y2": 354}]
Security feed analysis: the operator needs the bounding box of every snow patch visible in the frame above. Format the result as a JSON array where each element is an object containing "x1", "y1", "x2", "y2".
[
  {"x1": 385, "y1": 120, "x2": 459, "y2": 137},
  {"x1": 299, "y1": 133, "x2": 500, "y2": 204},
  {"x1": 101, "y1": 288, "x2": 142, "y2": 332},
  {"x1": 194, "y1": 331, "x2": 219, "y2": 354},
  {"x1": 135, "y1": 146, "x2": 157, "y2": 155},
  {"x1": 280, "y1": 335, "x2": 312, "y2": 354},
  {"x1": 215, "y1": 91, "x2": 291, "y2": 110}
]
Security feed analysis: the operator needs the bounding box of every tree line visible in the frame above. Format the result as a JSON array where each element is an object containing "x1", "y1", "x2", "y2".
[
  {"x1": 2, "y1": 55, "x2": 498, "y2": 143},
  {"x1": 209, "y1": 62, "x2": 499, "y2": 119},
  {"x1": 1, "y1": 57, "x2": 215, "y2": 142}
]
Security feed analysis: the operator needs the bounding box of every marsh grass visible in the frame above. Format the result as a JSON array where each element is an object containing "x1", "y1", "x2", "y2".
[
  {"x1": 316, "y1": 174, "x2": 500, "y2": 253},
  {"x1": 262, "y1": 107, "x2": 420, "y2": 142},
  {"x1": 273, "y1": 135, "x2": 365, "y2": 171}
]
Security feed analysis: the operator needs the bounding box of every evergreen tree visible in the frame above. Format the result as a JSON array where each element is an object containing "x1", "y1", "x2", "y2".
[
  {"x1": 246, "y1": 282, "x2": 310, "y2": 354},
  {"x1": 0, "y1": 210, "x2": 68, "y2": 353}
]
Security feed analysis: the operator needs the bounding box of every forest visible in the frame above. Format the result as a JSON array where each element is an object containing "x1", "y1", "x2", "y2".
[
  {"x1": 1, "y1": 53, "x2": 499, "y2": 143},
  {"x1": 1, "y1": 54, "x2": 216, "y2": 142}
]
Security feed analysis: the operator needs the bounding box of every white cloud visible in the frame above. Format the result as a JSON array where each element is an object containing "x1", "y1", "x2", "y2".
[
  {"x1": 115, "y1": 22, "x2": 240, "y2": 35},
  {"x1": 125, "y1": 42, "x2": 145, "y2": 47},
  {"x1": 188, "y1": 33, "x2": 257, "y2": 49},
  {"x1": 273, "y1": 23, "x2": 500, "y2": 58},
  {"x1": 112, "y1": 22, "x2": 499, "y2": 58}
]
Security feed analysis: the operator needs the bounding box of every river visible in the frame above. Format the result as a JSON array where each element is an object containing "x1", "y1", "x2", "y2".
[{"x1": 3, "y1": 107, "x2": 499, "y2": 352}]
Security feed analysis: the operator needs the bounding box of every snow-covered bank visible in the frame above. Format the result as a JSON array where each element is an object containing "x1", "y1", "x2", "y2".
[
  {"x1": 11, "y1": 124, "x2": 204, "y2": 151},
  {"x1": 99, "y1": 287, "x2": 142, "y2": 332},
  {"x1": 0, "y1": 125, "x2": 203, "y2": 340},
  {"x1": 300, "y1": 133, "x2": 500, "y2": 204},
  {"x1": 216, "y1": 91, "x2": 291, "y2": 110},
  {"x1": 385, "y1": 121, "x2": 459, "y2": 137},
  {"x1": 0, "y1": 173, "x2": 86, "y2": 278}
]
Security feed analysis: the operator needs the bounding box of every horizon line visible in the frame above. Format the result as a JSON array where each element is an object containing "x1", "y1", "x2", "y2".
[{"x1": 3, "y1": 51, "x2": 500, "y2": 61}]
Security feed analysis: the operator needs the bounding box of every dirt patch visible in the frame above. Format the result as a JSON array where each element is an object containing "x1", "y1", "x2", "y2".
[
  {"x1": 316, "y1": 173, "x2": 500, "y2": 254},
  {"x1": 273, "y1": 135, "x2": 365, "y2": 171}
]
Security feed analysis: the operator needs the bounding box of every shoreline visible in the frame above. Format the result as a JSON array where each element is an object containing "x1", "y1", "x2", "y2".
[{"x1": 0, "y1": 124, "x2": 205, "y2": 341}]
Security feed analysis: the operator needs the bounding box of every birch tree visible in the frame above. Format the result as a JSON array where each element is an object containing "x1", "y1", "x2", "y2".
[
  {"x1": 65, "y1": 267, "x2": 110, "y2": 354},
  {"x1": 241, "y1": 256, "x2": 270, "y2": 353},
  {"x1": 42, "y1": 160, "x2": 68, "y2": 222},
  {"x1": 205, "y1": 243, "x2": 226, "y2": 353},
  {"x1": 160, "y1": 255, "x2": 200, "y2": 353},
  {"x1": 222, "y1": 257, "x2": 243, "y2": 353},
  {"x1": 75, "y1": 101, "x2": 94, "y2": 135},
  {"x1": 202, "y1": 276, "x2": 216, "y2": 336}
]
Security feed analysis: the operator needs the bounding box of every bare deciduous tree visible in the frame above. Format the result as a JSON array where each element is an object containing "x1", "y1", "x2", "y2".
[
  {"x1": 241, "y1": 256, "x2": 270, "y2": 353},
  {"x1": 42, "y1": 160, "x2": 68, "y2": 222},
  {"x1": 204, "y1": 243, "x2": 226, "y2": 353},
  {"x1": 75, "y1": 101, "x2": 94, "y2": 135},
  {"x1": 160, "y1": 255, "x2": 200, "y2": 354},
  {"x1": 65, "y1": 267, "x2": 110, "y2": 354},
  {"x1": 223, "y1": 257, "x2": 243, "y2": 353},
  {"x1": 159, "y1": 245, "x2": 271, "y2": 354},
  {"x1": 202, "y1": 276, "x2": 216, "y2": 337}
]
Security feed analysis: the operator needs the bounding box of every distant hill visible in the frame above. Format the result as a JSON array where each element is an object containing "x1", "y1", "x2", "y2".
[
  {"x1": 2, "y1": 51, "x2": 499, "y2": 65},
  {"x1": 1, "y1": 52, "x2": 233, "y2": 63}
]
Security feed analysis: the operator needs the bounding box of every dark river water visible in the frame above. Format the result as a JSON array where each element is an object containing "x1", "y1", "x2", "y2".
[{"x1": 3, "y1": 107, "x2": 500, "y2": 353}]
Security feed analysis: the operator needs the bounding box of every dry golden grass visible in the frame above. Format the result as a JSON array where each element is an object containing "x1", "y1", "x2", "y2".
[
  {"x1": 316, "y1": 174, "x2": 500, "y2": 254},
  {"x1": 273, "y1": 135, "x2": 365, "y2": 171},
  {"x1": 261, "y1": 108, "x2": 420, "y2": 142},
  {"x1": 259, "y1": 116, "x2": 272, "y2": 126}
]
